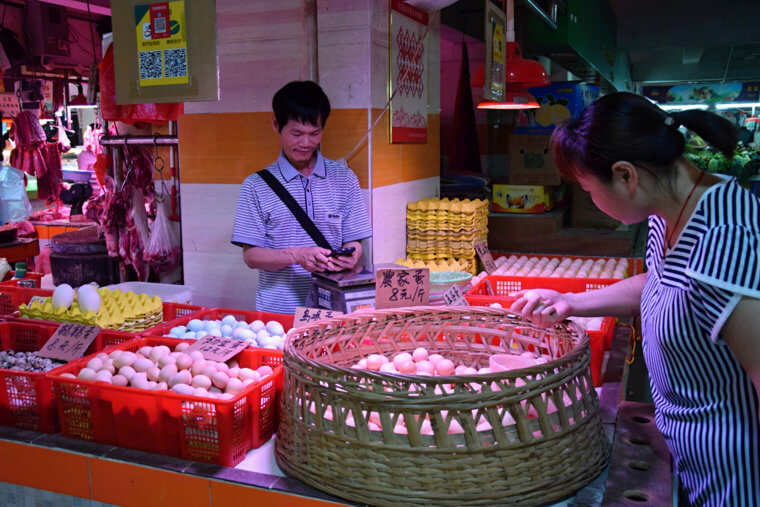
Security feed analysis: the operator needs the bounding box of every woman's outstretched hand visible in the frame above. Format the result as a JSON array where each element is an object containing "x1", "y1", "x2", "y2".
[{"x1": 510, "y1": 289, "x2": 573, "y2": 328}]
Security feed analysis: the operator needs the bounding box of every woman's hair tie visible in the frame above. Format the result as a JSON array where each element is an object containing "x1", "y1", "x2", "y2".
[{"x1": 664, "y1": 116, "x2": 676, "y2": 127}]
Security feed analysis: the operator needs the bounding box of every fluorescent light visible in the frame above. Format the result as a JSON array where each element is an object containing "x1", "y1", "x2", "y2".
[
  {"x1": 660, "y1": 104, "x2": 709, "y2": 111},
  {"x1": 715, "y1": 102, "x2": 760, "y2": 109}
]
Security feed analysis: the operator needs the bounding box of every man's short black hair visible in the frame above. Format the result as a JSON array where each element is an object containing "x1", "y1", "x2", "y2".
[{"x1": 272, "y1": 81, "x2": 331, "y2": 131}]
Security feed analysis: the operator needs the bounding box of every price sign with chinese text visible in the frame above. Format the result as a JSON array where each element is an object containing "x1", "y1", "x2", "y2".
[
  {"x1": 294, "y1": 307, "x2": 343, "y2": 325},
  {"x1": 442, "y1": 284, "x2": 469, "y2": 306},
  {"x1": 375, "y1": 268, "x2": 430, "y2": 309},
  {"x1": 38, "y1": 324, "x2": 101, "y2": 362},
  {"x1": 184, "y1": 336, "x2": 249, "y2": 362},
  {"x1": 474, "y1": 240, "x2": 497, "y2": 274}
]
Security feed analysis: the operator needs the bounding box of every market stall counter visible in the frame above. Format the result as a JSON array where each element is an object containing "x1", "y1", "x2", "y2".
[{"x1": 0, "y1": 322, "x2": 671, "y2": 506}]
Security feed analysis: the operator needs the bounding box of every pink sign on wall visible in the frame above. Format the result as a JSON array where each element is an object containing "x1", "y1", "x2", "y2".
[{"x1": 389, "y1": 0, "x2": 428, "y2": 144}]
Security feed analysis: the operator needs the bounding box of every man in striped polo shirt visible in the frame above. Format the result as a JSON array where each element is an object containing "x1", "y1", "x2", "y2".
[{"x1": 231, "y1": 81, "x2": 372, "y2": 314}]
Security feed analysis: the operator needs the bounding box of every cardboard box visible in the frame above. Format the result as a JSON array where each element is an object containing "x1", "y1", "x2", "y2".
[
  {"x1": 569, "y1": 183, "x2": 620, "y2": 229},
  {"x1": 492, "y1": 183, "x2": 564, "y2": 213},
  {"x1": 508, "y1": 134, "x2": 561, "y2": 186},
  {"x1": 514, "y1": 82, "x2": 600, "y2": 134}
]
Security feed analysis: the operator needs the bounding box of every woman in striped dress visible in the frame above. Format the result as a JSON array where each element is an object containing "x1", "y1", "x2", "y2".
[{"x1": 511, "y1": 92, "x2": 759, "y2": 505}]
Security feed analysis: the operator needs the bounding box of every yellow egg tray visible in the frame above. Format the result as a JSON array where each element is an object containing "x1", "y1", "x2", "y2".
[
  {"x1": 397, "y1": 256, "x2": 479, "y2": 275},
  {"x1": 18, "y1": 288, "x2": 163, "y2": 330}
]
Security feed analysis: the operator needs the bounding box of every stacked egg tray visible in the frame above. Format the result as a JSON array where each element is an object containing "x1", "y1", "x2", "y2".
[
  {"x1": 406, "y1": 197, "x2": 489, "y2": 261},
  {"x1": 0, "y1": 320, "x2": 134, "y2": 433},
  {"x1": 48, "y1": 337, "x2": 284, "y2": 466},
  {"x1": 277, "y1": 307, "x2": 610, "y2": 506}
]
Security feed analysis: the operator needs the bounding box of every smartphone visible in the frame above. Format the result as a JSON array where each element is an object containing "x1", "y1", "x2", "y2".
[{"x1": 329, "y1": 246, "x2": 356, "y2": 257}]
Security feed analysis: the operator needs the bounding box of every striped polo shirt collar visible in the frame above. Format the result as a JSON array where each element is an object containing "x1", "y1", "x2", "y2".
[{"x1": 277, "y1": 151, "x2": 326, "y2": 181}]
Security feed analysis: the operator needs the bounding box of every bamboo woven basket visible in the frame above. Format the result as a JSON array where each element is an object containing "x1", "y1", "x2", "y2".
[{"x1": 276, "y1": 307, "x2": 610, "y2": 506}]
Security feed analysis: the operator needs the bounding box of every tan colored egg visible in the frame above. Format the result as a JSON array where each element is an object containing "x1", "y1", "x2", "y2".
[
  {"x1": 60, "y1": 372, "x2": 76, "y2": 379},
  {"x1": 228, "y1": 360, "x2": 239, "y2": 369},
  {"x1": 379, "y1": 362, "x2": 397, "y2": 374},
  {"x1": 436, "y1": 359, "x2": 456, "y2": 376},
  {"x1": 188, "y1": 350, "x2": 204, "y2": 362},
  {"x1": 95, "y1": 352, "x2": 109, "y2": 362},
  {"x1": 242, "y1": 378, "x2": 256, "y2": 387},
  {"x1": 212, "y1": 371, "x2": 230, "y2": 390},
  {"x1": 111, "y1": 374, "x2": 129, "y2": 386},
  {"x1": 158, "y1": 354, "x2": 176, "y2": 369},
  {"x1": 256, "y1": 365, "x2": 273, "y2": 378},
  {"x1": 155, "y1": 381, "x2": 168, "y2": 391},
  {"x1": 190, "y1": 359, "x2": 207, "y2": 376},
  {"x1": 365, "y1": 354, "x2": 383, "y2": 371},
  {"x1": 415, "y1": 360, "x2": 435, "y2": 375},
  {"x1": 168, "y1": 370, "x2": 191, "y2": 388},
  {"x1": 397, "y1": 359, "x2": 417, "y2": 374},
  {"x1": 192, "y1": 387, "x2": 209, "y2": 398},
  {"x1": 428, "y1": 354, "x2": 444, "y2": 367},
  {"x1": 133, "y1": 357, "x2": 154, "y2": 373},
  {"x1": 131, "y1": 371, "x2": 148, "y2": 385},
  {"x1": 149, "y1": 345, "x2": 171, "y2": 363},
  {"x1": 239, "y1": 368, "x2": 260, "y2": 382},
  {"x1": 95, "y1": 370, "x2": 112, "y2": 383},
  {"x1": 201, "y1": 365, "x2": 217, "y2": 378},
  {"x1": 412, "y1": 347, "x2": 429, "y2": 362},
  {"x1": 159, "y1": 363, "x2": 178, "y2": 383},
  {"x1": 209, "y1": 386, "x2": 222, "y2": 394},
  {"x1": 392, "y1": 353, "x2": 412, "y2": 370},
  {"x1": 102, "y1": 359, "x2": 116, "y2": 375},
  {"x1": 138, "y1": 346, "x2": 152, "y2": 358},
  {"x1": 174, "y1": 342, "x2": 190, "y2": 353},
  {"x1": 227, "y1": 366, "x2": 240, "y2": 378},
  {"x1": 215, "y1": 362, "x2": 230, "y2": 374},
  {"x1": 169, "y1": 351, "x2": 181, "y2": 359},
  {"x1": 219, "y1": 393, "x2": 234, "y2": 401},
  {"x1": 118, "y1": 365, "x2": 136, "y2": 382},
  {"x1": 225, "y1": 377, "x2": 244, "y2": 395},
  {"x1": 132, "y1": 377, "x2": 151, "y2": 390},
  {"x1": 191, "y1": 375, "x2": 212, "y2": 390},
  {"x1": 175, "y1": 353, "x2": 193, "y2": 371},
  {"x1": 171, "y1": 383, "x2": 194, "y2": 395},
  {"x1": 147, "y1": 366, "x2": 161, "y2": 382},
  {"x1": 86, "y1": 357, "x2": 103, "y2": 371}
]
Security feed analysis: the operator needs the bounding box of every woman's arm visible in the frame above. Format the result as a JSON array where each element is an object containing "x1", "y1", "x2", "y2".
[
  {"x1": 722, "y1": 296, "x2": 760, "y2": 423},
  {"x1": 511, "y1": 272, "x2": 648, "y2": 328}
]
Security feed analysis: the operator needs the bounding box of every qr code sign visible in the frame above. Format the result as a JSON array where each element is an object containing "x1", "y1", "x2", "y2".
[
  {"x1": 139, "y1": 50, "x2": 162, "y2": 79},
  {"x1": 164, "y1": 48, "x2": 187, "y2": 78}
]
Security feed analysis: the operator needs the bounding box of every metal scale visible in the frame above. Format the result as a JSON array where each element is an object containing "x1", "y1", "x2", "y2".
[{"x1": 305, "y1": 264, "x2": 383, "y2": 313}]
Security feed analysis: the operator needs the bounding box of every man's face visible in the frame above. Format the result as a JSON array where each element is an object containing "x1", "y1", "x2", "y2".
[{"x1": 273, "y1": 117, "x2": 323, "y2": 167}]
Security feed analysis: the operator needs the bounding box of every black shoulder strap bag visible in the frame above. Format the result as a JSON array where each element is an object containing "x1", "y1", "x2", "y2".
[{"x1": 258, "y1": 169, "x2": 333, "y2": 251}]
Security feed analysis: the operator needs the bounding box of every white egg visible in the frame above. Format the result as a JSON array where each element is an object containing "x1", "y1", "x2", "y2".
[
  {"x1": 225, "y1": 377, "x2": 244, "y2": 395},
  {"x1": 52, "y1": 284, "x2": 75, "y2": 309},
  {"x1": 207, "y1": 328, "x2": 222, "y2": 337},
  {"x1": 220, "y1": 324, "x2": 233, "y2": 337},
  {"x1": 204, "y1": 320, "x2": 221, "y2": 331},
  {"x1": 266, "y1": 321, "x2": 285, "y2": 336},
  {"x1": 256, "y1": 365, "x2": 274, "y2": 378},
  {"x1": 169, "y1": 326, "x2": 187, "y2": 337},
  {"x1": 171, "y1": 383, "x2": 195, "y2": 395},
  {"x1": 186, "y1": 319, "x2": 204, "y2": 332},
  {"x1": 76, "y1": 284, "x2": 101, "y2": 313},
  {"x1": 236, "y1": 328, "x2": 255, "y2": 341},
  {"x1": 221, "y1": 315, "x2": 237, "y2": 327},
  {"x1": 234, "y1": 321, "x2": 249, "y2": 330},
  {"x1": 181, "y1": 331, "x2": 197, "y2": 340},
  {"x1": 249, "y1": 320, "x2": 265, "y2": 333},
  {"x1": 191, "y1": 375, "x2": 212, "y2": 390},
  {"x1": 195, "y1": 331, "x2": 208, "y2": 339}
]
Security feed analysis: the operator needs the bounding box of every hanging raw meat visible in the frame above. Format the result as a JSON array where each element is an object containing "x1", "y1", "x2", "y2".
[
  {"x1": 10, "y1": 110, "x2": 64, "y2": 203},
  {"x1": 119, "y1": 187, "x2": 151, "y2": 281}
]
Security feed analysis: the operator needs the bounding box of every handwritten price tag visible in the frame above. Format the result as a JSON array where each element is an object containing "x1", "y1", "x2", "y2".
[
  {"x1": 38, "y1": 323, "x2": 101, "y2": 362},
  {"x1": 443, "y1": 284, "x2": 469, "y2": 306},
  {"x1": 474, "y1": 240, "x2": 497, "y2": 274},
  {"x1": 294, "y1": 306, "x2": 343, "y2": 325},
  {"x1": 375, "y1": 268, "x2": 430, "y2": 309},
  {"x1": 183, "y1": 336, "x2": 250, "y2": 362}
]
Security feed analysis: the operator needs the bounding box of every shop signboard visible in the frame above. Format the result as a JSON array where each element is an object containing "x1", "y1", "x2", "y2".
[
  {"x1": 389, "y1": 0, "x2": 428, "y2": 143},
  {"x1": 642, "y1": 82, "x2": 760, "y2": 105}
]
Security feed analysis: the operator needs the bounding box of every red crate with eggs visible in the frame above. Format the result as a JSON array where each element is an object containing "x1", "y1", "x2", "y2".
[
  {"x1": 143, "y1": 307, "x2": 294, "y2": 338},
  {"x1": 48, "y1": 336, "x2": 283, "y2": 466},
  {"x1": 0, "y1": 320, "x2": 134, "y2": 433}
]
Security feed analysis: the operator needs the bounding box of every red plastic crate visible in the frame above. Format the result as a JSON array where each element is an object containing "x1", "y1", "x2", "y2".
[
  {"x1": 0, "y1": 320, "x2": 135, "y2": 433},
  {"x1": 585, "y1": 317, "x2": 615, "y2": 387},
  {"x1": 1, "y1": 271, "x2": 44, "y2": 288},
  {"x1": 465, "y1": 275, "x2": 626, "y2": 308},
  {"x1": 145, "y1": 307, "x2": 294, "y2": 337},
  {"x1": 49, "y1": 336, "x2": 284, "y2": 466},
  {"x1": 0, "y1": 286, "x2": 53, "y2": 317}
]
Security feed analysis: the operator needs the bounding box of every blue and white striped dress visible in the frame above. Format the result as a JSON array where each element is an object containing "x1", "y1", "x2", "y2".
[{"x1": 641, "y1": 177, "x2": 760, "y2": 505}]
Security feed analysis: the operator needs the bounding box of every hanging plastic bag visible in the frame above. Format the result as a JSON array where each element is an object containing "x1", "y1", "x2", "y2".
[
  {"x1": 144, "y1": 198, "x2": 181, "y2": 275},
  {"x1": 0, "y1": 165, "x2": 32, "y2": 223}
]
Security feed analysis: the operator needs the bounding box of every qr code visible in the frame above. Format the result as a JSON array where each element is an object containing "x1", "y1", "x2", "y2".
[
  {"x1": 139, "y1": 50, "x2": 162, "y2": 79},
  {"x1": 164, "y1": 48, "x2": 187, "y2": 78}
]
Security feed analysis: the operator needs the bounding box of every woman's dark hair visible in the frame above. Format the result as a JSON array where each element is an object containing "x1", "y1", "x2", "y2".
[
  {"x1": 551, "y1": 92, "x2": 738, "y2": 183},
  {"x1": 272, "y1": 80, "x2": 331, "y2": 131}
]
